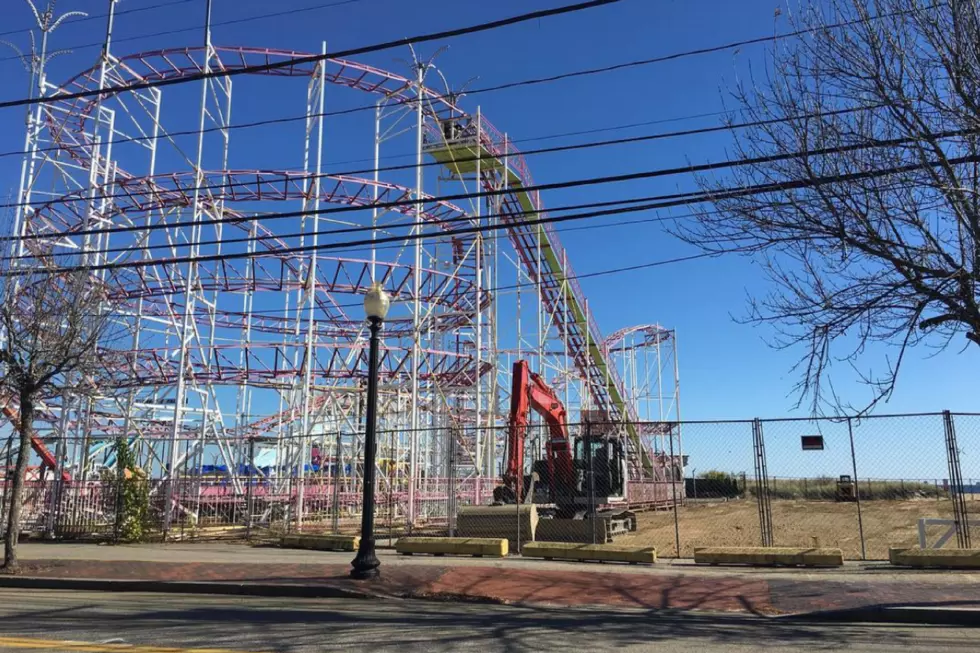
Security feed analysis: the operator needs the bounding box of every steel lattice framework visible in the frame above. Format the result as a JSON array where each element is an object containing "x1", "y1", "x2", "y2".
[{"x1": 7, "y1": 23, "x2": 681, "y2": 531}]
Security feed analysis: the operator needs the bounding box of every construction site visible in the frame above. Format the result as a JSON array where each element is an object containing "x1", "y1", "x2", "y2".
[{"x1": 0, "y1": 9, "x2": 686, "y2": 546}]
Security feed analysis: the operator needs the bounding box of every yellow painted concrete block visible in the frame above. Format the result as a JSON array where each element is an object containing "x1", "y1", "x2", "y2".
[
  {"x1": 395, "y1": 537, "x2": 508, "y2": 558},
  {"x1": 522, "y1": 542, "x2": 657, "y2": 564},
  {"x1": 281, "y1": 534, "x2": 360, "y2": 552},
  {"x1": 693, "y1": 547, "x2": 843, "y2": 567},
  {"x1": 889, "y1": 547, "x2": 980, "y2": 569}
]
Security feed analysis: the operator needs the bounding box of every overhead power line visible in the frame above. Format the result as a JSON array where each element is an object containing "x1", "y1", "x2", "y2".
[
  {"x1": 0, "y1": 0, "x2": 364, "y2": 64},
  {"x1": 0, "y1": 0, "x2": 194, "y2": 39},
  {"x1": 12, "y1": 194, "x2": 712, "y2": 276},
  {"x1": 104, "y1": 248, "x2": 718, "y2": 319},
  {"x1": 0, "y1": 0, "x2": 924, "y2": 183},
  {"x1": 14, "y1": 148, "x2": 977, "y2": 277},
  {"x1": 0, "y1": 1, "x2": 933, "y2": 114},
  {"x1": 0, "y1": 74, "x2": 734, "y2": 163},
  {"x1": 459, "y1": 3, "x2": 939, "y2": 100},
  {"x1": 9, "y1": 121, "x2": 971, "y2": 245},
  {"x1": 14, "y1": 192, "x2": 692, "y2": 261},
  {"x1": 0, "y1": 0, "x2": 622, "y2": 110},
  {"x1": 0, "y1": 104, "x2": 871, "y2": 211}
]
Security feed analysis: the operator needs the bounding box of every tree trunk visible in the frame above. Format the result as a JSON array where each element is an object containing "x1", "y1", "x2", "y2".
[{"x1": 3, "y1": 393, "x2": 34, "y2": 570}]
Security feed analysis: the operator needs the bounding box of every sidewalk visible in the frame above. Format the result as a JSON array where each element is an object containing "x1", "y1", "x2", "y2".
[{"x1": 5, "y1": 543, "x2": 980, "y2": 621}]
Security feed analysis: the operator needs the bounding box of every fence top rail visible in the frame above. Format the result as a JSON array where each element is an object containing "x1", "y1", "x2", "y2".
[{"x1": 4, "y1": 411, "x2": 976, "y2": 447}]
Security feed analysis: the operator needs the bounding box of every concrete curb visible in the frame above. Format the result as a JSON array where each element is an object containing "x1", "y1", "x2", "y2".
[
  {"x1": 790, "y1": 605, "x2": 980, "y2": 626},
  {"x1": 0, "y1": 576, "x2": 389, "y2": 601}
]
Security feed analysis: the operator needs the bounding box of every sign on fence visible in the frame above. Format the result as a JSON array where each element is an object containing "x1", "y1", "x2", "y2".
[{"x1": 800, "y1": 435, "x2": 824, "y2": 451}]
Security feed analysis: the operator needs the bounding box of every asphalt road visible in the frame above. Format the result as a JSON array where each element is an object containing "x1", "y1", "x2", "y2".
[{"x1": 0, "y1": 589, "x2": 974, "y2": 652}]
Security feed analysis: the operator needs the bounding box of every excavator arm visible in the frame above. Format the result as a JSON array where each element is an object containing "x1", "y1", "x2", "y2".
[
  {"x1": 1, "y1": 403, "x2": 70, "y2": 482},
  {"x1": 503, "y1": 360, "x2": 574, "y2": 503}
]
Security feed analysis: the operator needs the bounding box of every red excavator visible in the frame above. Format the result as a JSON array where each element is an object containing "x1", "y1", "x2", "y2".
[
  {"x1": 482, "y1": 361, "x2": 635, "y2": 541},
  {"x1": 495, "y1": 359, "x2": 575, "y2": 506}
]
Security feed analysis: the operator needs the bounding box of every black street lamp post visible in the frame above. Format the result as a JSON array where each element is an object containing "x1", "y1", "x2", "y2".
[{"x1": 351, "y1": 283, "x2": 390, "y2": 580}]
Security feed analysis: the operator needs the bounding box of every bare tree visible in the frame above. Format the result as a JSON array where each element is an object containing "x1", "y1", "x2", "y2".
[
  {"x1": 678, "y1": 0, "x2": 980, "y2": 412},
  {"x1": 0, "y1": 260, "x2": 120, "y2": 570}
]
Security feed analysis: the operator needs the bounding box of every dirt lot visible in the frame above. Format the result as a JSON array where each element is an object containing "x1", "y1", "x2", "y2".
[{"x1": 615, "y1": 498, "x2": 973, "y2": 560}]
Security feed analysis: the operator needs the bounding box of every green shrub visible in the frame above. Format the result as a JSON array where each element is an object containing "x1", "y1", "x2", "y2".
[
  {"x1": 698, "y1": 470, "x2": 736, "y2": 482},
  {"x1": 115, "y1": 437, "x2": 150, "y2": 542},
  {"x1": 746, "y1": 477, "x2": 946, "y2": 500}
]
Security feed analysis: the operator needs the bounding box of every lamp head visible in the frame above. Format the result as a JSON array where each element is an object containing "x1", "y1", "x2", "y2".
[{"x1": 363, "y1": 283, "x2": 390, "y2": 321}]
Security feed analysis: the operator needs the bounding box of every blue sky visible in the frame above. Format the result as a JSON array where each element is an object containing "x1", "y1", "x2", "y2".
[{"x1": 0, "y1": 0, "x2": 976, "y2": 440}]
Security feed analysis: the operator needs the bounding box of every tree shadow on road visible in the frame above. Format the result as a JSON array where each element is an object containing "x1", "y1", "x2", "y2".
[{"x1": 0, "y1": 591, "x2": 966, "y2": 653}]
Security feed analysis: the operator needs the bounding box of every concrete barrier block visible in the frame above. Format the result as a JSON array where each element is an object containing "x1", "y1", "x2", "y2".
[
  {"x1": 888, "y1": 547, "x2": 909, "y2": 565},
  {"x1": 395, "y1": 537, "x2": 508, "y2": 558},
  {"x1": 693, "y1": 547, "x2": 843, "y2": 567},
  {"x1": 889, "y1": 547, "x2": 980, "y2": 569},
  {"x1": 522, "y1": 542, "x2": 657, "y2": 564},
  {"x1": 281, "y1": 534, "x2": 360, "y2": 552}
]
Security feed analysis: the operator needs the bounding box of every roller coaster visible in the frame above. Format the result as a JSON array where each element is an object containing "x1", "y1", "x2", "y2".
[{"x1": 2, "y1": 16, "x2": 682, "y2": 534}]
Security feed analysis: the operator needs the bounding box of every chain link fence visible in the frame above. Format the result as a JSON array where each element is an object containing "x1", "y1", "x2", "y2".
[{"x1": 2, "y1": 411, "x2": 978, "y2": 558}]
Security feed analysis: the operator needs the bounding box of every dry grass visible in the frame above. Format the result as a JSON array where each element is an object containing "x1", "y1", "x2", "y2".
[{"x1": 616, "y1": 498, "x2": 975, "y2": 560}]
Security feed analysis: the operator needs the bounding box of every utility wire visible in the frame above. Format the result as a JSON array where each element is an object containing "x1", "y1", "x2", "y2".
[
  {"x1": 0, "y1": 105, "x2": 873, "y2": 212},
  {"x1": 6, "y1": 198, "x2": 737, "y2": 275},
  {"x1": 457, "y1": 3, "x2": 939, "y2": 100},
  {"x1": 0, "y1": 8, "x2": 899, "y2": 167},
  {"x1": 0, "y1": 106, "x2": 735, "y2": 162},
  {"x1": 0, "y1": 0, "x2": 194, "y2": 38},
  {"x1": 0, "y1": 1, "x2": 934, "y2": 111},
  {"x1": 0, "y1": 20, "x2": 749, "y2": 162},
  {"x1": 15, "y1": 166, "x2": 923, "y2": 264},
  {"x1": 0, "y1": 0, "x2": 364, "y2": 63},
  {"x1": 0, "y1": 0, "x2": 622, "y2": 110},
  {"x1": 13, "y1": 149, "x2": 977, "y2": 276},
  {"x1": 106, "y1": 248, "x2": 717, "y2": 320},
  {"x1": 7, "y1": 121, "x2": 970, "y2": 245},
  {"x1": 15, "y1": 192, "x2": 694, "y2": 261}
]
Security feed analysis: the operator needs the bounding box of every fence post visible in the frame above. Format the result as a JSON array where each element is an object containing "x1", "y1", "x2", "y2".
[
  {"x1": 0, "y1": 441, "x2": 7, "y2": 536},
  {"x1": 162, "y1": 477, "x2": 170, "y2": 541},
  {"x1": 245, "y1": 437, "x2": 254, "y2": 541},
  {"x1": 585, "y1": 421, "x2": 598, "y2": 545},
  {"x1": 668, "y1": 422, "x2": 681, "y2": 557},
  {"x1": 846, "y1": 417, "x2": 867, "y2": 560},
  {"x1": 448, "y1": 427, "x2": 457, "y2": 537},
  {"x1": 752, "y1": 418, "x2": 773, "y2": 547},
  {"x1": 332, "y1": 430, "x2": 341, "y2": 534},
  {"x1": 385, "y1": 427, "x2": 394, "y2": 544},
  {"x1": 943, "y1": 411, "x2": 971, "y2": 548}
]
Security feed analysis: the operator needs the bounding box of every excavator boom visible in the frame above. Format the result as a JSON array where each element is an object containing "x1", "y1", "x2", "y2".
[{"x1": 503, "y1": 360, "x2": 574, "y2": 503}]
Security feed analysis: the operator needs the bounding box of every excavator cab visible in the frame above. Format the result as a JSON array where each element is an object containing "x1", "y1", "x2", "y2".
[{"x1": 573, "y1": 434, "x2": 626, "y2": 503}]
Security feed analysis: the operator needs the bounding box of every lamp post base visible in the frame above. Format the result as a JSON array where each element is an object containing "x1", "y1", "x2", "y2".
[{"x1": 350, "y1": 539, "x2": 380, "y2": 580}]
